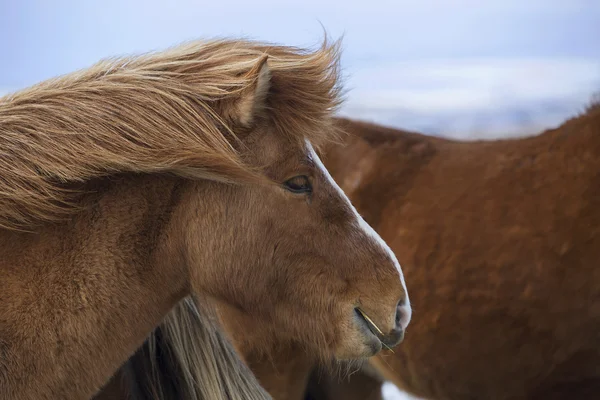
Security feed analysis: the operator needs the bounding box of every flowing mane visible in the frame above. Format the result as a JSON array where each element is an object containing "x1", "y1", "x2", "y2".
[
  {"x1": 101, "y1": 298, "x2": 274, "y2": 400},
  {"x1": 0, "y1": 38, "x2": 342, "y2": 230},
  {"x1": 0, "y1": 36, "x2": 412, "y2": 400}
]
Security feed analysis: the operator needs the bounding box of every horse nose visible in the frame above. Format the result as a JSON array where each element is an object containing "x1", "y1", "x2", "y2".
[
  {"x1": 382, "y1": 300, "x2": 411, "y2": 348},
  {"x1": 394, "y1": 298, "x2": 411, "y2": 331}
]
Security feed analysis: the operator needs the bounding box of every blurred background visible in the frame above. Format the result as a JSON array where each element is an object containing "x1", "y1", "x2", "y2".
[
  {"x1": 1, "y1": 1, "x2": 598, "y2": 398},
  {"x1": 1, "y1": 1, "x2": 599, "y2": 140}
]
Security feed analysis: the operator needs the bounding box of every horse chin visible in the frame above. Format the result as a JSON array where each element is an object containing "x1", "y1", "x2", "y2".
[
  {"x1": 332, "y1": 310, "x2": 385, "y2": 360},
  {"x1": 334, "y1": 334, "x2": 383, "y2": 360}
]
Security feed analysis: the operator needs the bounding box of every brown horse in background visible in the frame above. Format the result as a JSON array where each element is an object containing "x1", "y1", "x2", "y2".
[
  {"x1": 99, "y1": 104, "x2": 600, "y2": 400},
  {"x1": 0, "y1": 38, "x2": 412, "y2": 400},
  {"x1": 309, "y1": 109, "x2": 600, "y2": 400}
]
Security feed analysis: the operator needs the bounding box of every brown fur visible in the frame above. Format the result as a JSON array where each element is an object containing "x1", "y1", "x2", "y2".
[
  {"x1": 0, "y1": 38, "x2": 410, "y2": 400},
  {"x1": 103, "y1": 106, "x2": 600, "y2": 400},
  {"x1": 270, "y1": 110, "x2": 600, "y2": 399},
  {"x1": 306, "y1": 364, "x2": 384, "y2": 400}
]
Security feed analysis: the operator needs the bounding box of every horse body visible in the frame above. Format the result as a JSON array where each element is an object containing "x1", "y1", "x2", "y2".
[
  {"x1": 0, "y1": 39, "x2": 410, "y2": 399},
  {"x1": 322, "y1": 113, "x2": 600, "y2": 399}
]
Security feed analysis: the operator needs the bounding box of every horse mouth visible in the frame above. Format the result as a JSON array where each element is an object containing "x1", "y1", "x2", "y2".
[
  {"x1": 354, "y1": 308, "x2": 385, "y2": 351},
  {"x1": 354, "y1": 307, "x2": 399, "y2": 352}
]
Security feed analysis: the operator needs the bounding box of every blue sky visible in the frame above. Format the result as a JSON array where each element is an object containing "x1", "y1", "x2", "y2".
[{"x1": 1, "y1": 0, "x2": 599, "y2": 138}]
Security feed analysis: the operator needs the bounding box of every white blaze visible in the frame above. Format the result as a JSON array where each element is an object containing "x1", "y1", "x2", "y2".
[{"x1": 307, "y1": 141, "x2": 412, "y2": 329}]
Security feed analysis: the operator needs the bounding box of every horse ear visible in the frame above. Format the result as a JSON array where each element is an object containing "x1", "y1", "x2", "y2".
[{"x1": 234, "y1": 55, "x2": 271, "y2": 128}]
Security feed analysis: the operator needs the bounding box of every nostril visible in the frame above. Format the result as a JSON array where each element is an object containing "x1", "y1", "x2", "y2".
[
  {"x1": 382, "y1": 327, "x2": 405, "y2": 348},
  {"x1": 394, "y1": 300, "x2": 404, "y2": 327},
  {"x1": 395, "y1": 308, "x2": 402, "y2": 326}
]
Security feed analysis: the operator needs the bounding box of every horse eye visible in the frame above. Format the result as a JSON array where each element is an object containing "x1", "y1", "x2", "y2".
[{"x1": 283, "y1": 175, "x2": 312, "y2": 194}]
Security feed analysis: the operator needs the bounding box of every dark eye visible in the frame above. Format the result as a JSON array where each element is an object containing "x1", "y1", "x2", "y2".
[{"x1": 283, "y1": 175, "x2": 312, "y2": 194}]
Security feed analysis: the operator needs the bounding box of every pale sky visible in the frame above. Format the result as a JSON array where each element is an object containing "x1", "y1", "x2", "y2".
[{"x1": 1, "y1": 0, "x2": 599, "y2": 138}]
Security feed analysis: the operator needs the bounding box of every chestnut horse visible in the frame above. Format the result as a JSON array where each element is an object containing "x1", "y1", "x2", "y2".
[
  {"x1": 0, "y1": 38, "x2": 412, "y2": 400},
  {"x1": 296, "y1": 110, "x2": 600, "y2": 400},
  {"x1": 99, "y1": 105, "x2": 600, "y2": 400}
]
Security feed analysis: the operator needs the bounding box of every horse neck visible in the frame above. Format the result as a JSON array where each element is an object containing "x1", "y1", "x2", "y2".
[
  {"x1": 0, "y1": 175, "x2": 192, "y2": 400},
  {"x1": 212, "y1": 302, "x2": 313, "y2": 400},
  {"x1": 320, "y1": 123, "x2": 379, "y2": 196},
  {"x1": 324, "y1": 119, "x2": 438, "y2": 230},
  {"x1": 244, "y1": 345, "x2": 315, "y2": 400}
]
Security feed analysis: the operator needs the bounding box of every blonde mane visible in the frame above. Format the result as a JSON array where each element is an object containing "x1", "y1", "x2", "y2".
[
  {"x1": 0, "y1": 38, "x2": 342, "y2": 230},
  {"x1": 144, "y1": 298, "x2": 273, "y2": 400}
]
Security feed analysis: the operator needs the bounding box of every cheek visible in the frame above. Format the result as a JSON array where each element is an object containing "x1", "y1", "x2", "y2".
[{"x1": 275, "y1": 249, "x2": 355, "y2": 305}]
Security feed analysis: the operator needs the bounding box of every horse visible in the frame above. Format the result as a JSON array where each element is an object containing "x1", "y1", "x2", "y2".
[
  {"x1": 98, "y1": 105, "x2": 600, "y2": 400},
  {"x1": 0, "y1": 38, "x2": 412, "y2": 400},
  {"x1": 310, "y1": 110, "x2": 600, "y2": 400}
]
